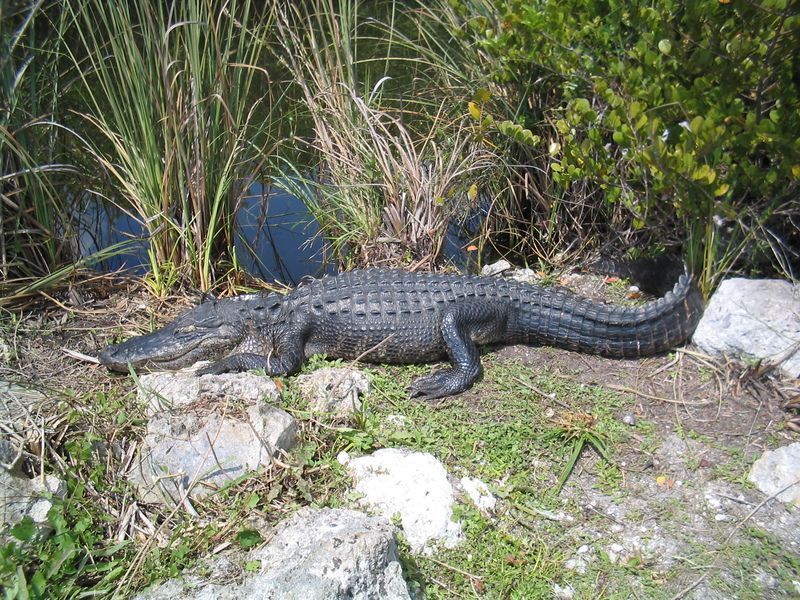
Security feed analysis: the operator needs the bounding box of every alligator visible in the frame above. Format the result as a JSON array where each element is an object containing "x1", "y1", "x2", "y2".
[{"x1": 99, "y1": 267, "x2": 704, "y2": 400}]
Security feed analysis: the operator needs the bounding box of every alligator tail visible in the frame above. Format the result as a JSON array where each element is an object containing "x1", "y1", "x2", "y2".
[{"x1": 520, "y1": 267, "x2": 704, "y2": 358}]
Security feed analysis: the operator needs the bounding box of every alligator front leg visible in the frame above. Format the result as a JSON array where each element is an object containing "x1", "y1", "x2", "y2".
[
  {"x1": 409, "y1": 309, "x2": 485, "y2": 401},
  {"x1": 197, "y1": 326, "x2": 307, "y2": 376},
  {"x1": 196, "y1": 351, "x2": 303, "y2": 376}
]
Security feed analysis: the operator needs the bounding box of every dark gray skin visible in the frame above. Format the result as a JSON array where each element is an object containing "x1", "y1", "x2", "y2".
[{"x1": 99, "y1": 268, "x2": 704, "y2": 400}]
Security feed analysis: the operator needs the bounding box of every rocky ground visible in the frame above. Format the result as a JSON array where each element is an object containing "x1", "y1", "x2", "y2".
[{"x1": 1, "y1": 268, "x2": 799, "y2": 599}]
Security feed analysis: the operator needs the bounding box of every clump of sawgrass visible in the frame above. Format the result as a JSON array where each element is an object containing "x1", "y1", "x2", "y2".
[
  {"x1": 0, "y1": 1, "x2": 76, "y2": 300},
  {"x1": 65, "y1": 0, "x2": 281, "y2": 294},
  {"x1": 274, "y1": 0, "x2": 507, "y2": 270}
]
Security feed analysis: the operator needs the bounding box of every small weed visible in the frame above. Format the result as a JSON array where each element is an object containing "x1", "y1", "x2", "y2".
[{"x1": 541, "y1": 411, "x2": 615, "y2": 495}]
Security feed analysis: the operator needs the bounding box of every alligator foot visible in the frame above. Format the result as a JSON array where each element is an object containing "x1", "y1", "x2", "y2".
[
  {"x1": 408, "y1": 369, "x2": 475, "y2": 401},
  {"x1": 196, "y1": 361, "x2": 231, "y2": 376}
]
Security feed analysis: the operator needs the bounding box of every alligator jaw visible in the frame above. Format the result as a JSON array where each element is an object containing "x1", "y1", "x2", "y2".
[
  {"x1": 98, "y1": 300, "x2": 245, "y2": 372},
  {"x1": 98, "y1": 331, "x2": 236, "y2": 372}
]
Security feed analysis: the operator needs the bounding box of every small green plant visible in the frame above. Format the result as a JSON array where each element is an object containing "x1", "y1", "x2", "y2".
[
  {"x1": 429, "y1": 0, "x2": 800, "y2": 289},
  {"x1": 0, "y1": 476, "x2": 132, "y2": 599},
  {"x1": 540, "y1": 411, "x2": 614, "y2": 494}
]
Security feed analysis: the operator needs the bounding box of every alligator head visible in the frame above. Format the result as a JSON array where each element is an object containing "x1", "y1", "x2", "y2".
[{"x1": 98, "y1": 293, "x2": 281, "y2": 372}]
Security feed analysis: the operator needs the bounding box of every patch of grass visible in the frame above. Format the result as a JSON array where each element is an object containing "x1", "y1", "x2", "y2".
[
  {"x1": 0, "y1": 396, "x2": 141, "y2": 599},
  {"x1": 683, "y1": 527, "x2": 800, "y2": 599},
  {"x1": 412, "y1": 505, "x2": 559, "y2": 598},
  {"x1": 684, "y1": 430, "x2": 757, "y2": 487},
  {"x1": 295, "y1": 357, "x2": 652, "y2": 596},
  {"x1": 708, "y1": 448, "x2": 757, "y2": 487}
]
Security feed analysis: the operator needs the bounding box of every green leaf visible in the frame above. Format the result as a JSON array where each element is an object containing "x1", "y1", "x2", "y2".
[
  {"x1": 10, "y1": 517, "x2": 37, "y2": 542},
  {"x1": 690, "y1": 115, "x2": 704, "y2": 134},
  {"x1": 245, "y1": 560, "x2": 261, "y2": 572},
  {"x1": 612, "y1": 130, "x2": 625, "y2": 144},
  {"x1": 467, "y1": 183, "x2": 478, "y2": 201},
  {"x1": 467, "y1": 101, "x2": 481, "y2": 121},
  {"x1": 472, "y1": 88, "x2": 491, "y2": 103},
  {"x1": 692, "y1": 164, "x2": 711, "y2": 181},
  {"x1": 31, "y1": 569, "x2": 47, "y2": 595},
  {"x1": 15, "y1": 566, "x2": 28, "y2": 600},
  {"x1": 658, "y1": 39, "x2": 672, "y2": 55},
  {"x1": 573, "y1": 97, "x2": 591, "y2": 114},
  {"x1": 497, "y1": 120, "x2": 539, "y2": 147},
  {"x1": 236, "y1": 529, "x2": 263, "y2": 549}
]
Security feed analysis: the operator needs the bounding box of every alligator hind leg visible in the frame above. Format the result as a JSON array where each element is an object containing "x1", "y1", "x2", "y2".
[{"x1": 409, "y1": 309, "x2": 484, "y2": 401}]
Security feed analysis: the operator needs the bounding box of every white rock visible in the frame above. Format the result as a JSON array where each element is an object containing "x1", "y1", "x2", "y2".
[
  {"x1": 138, "y1": 370, "x2": 280, "y2": 415},
  {"x1": 748, "y1": 443, "x2": 800, "y2": 505},
  {"x1": 564, "y1": 556, "x2": 588, "y2": 574},
  {"x1": 1, "y1": 467, "x2": 66, "y2": 541},
  {"x1": 509, "y1": 268, "x2": 540, "y2": 285},
  {"x1": 343, "y1": 448, "x2": 463, "y2": 553},
  {"x1": 693, "y1": 278, "x2": 800, "y2": 378},
  {"x1": 383, "y1": 414, "x2": 409, "y2": 428},
  {"x1": 135, "y1": 508, "x2": 411, "y2": 600},
  {"x1": 480, "y1": 260, "x2": 512, "y2": 277},
  {"x1": 296, "y1": 368, "x2": 369, "y2": 418},
  {"x1": 553, "y1": 583, "x2": 575, "y2": 599},
  {"x1": 131, "y1": 373, "x2": 297, "y2": 505},
  {"x1": 459, "y1": 476, "x2": 497, "y2": 513},
  {"x1": 606, "y1": 543, "x2": 624, "y2": 564}
]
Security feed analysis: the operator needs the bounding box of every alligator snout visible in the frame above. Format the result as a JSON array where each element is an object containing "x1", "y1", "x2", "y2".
[{"x1": 98, "y1": 343, "x2": 130, "y2": 372}]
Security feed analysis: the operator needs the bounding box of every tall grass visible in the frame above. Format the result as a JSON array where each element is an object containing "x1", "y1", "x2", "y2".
[
  {"x1": 66, "y1": 0, "x2": 279, "y2": 294},
  {"x1": 275, "y1": 0, "x2": 506, "y2": 269},
  {"x1": 0, "y1": 1, "x2": 75, "y2": 297}
]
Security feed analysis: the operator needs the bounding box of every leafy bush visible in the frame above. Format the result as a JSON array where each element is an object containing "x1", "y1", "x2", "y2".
[{"x1": 452, "y1": 0, "x2": 800, "y2": 291}]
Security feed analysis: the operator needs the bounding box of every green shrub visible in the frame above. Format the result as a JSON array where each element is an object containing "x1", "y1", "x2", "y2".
[{"x1": 452, "y1": 0, "x2": 800, "y2": 292}]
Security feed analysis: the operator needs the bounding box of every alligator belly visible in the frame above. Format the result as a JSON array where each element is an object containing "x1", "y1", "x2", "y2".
[{"x1": 304, "y1": 322, "x2": 448, "y2": 364}]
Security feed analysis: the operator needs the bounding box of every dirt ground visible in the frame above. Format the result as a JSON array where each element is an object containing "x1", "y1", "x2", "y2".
[{"x1": 2, "y1": 271, "x2": 800, "y2": 598}]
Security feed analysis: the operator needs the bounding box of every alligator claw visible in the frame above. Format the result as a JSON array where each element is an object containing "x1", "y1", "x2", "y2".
[
  {"x1": 196, "y1": 361, "x2": 231, "y2": 376},
  {"x1": 408, "y1": 370, "x2": 466, "y2": 401}
]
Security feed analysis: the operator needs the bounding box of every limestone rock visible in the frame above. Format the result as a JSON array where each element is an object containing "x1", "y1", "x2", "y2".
[
  {"x1": 459, "y1": 476, "x2": 497, "y2": 514},
  {"x1": 509, "y1": 267, "x2": 540, "y2": 285},
  {"x1": 136, "y1": 508, "x2": 412, "y2": 600},
  {"x1": 748, "y1": 443, "x2": 800, "y2": 505},
  {"x1": 342, "y1": 448, "x2": 463, "y2": 553},
  {"x1": 1, "y1": 453, "x2": 66, "y2": 542},
  {"x1": 693, "y1": 278, "x2": 800, "y2": 378},
  {"x1": 137, "y1": 370, "x2": 280, "y2": 415},
  {"x1": 296, "y1": 367, "x2": 369, "y2": 418},
  {"x1": 131, "y1": 372, "x2": 296, "y2": 505},
  {"x1": 480, "y1": 259, "x2": 511, "y2": 277}
]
